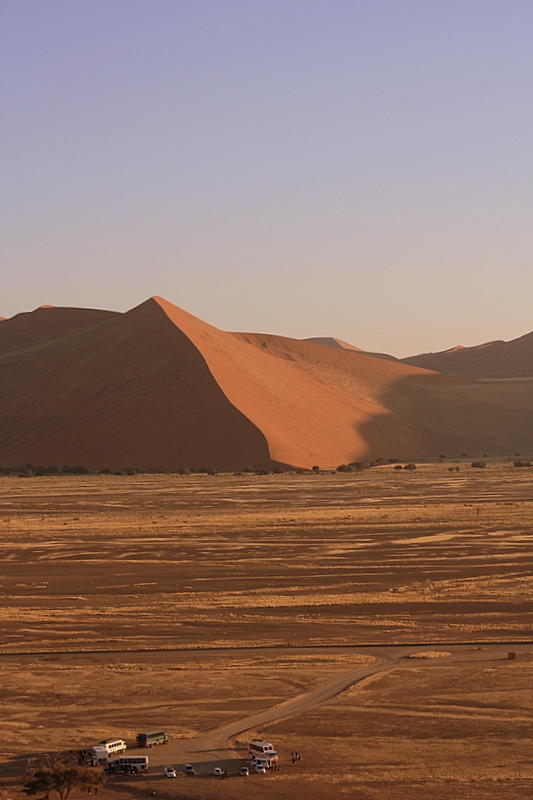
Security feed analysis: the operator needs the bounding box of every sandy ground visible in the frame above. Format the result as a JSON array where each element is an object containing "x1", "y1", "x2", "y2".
[{"x1": 2, "y1": 464, "x2": 533, "y2": 798}]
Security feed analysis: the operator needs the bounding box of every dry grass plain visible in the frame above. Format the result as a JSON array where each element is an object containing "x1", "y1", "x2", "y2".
[{"x1": 1, "y1": 464, "x2": 533, "y2": 799}]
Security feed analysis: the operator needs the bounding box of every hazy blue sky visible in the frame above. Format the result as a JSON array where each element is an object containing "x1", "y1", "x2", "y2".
[{"x1": 2, "y1": 0, "x2": 532, "y2": 356}]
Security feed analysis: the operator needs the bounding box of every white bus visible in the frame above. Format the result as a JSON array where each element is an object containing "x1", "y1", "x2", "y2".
[
  {"x1": 91, "y1": 739, "x2": 127, "y2": 764},
  {"x1": 248, "y1": 740, "x2": 277, "y2": 761},
  {"x1": 106, "y1": 756, "x2": 149, "y2": 774}
]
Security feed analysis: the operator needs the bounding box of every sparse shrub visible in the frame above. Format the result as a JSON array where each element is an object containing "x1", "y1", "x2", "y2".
[
  {"x1": 471, "y1": 461, "x2": 486, "y2": 468},
  {"x1": 348, "y1": 461, "x2": 365, "y2": 471},
  {"x1": 311, "y1": 465, "x2": 320, "y2": 473},
  {"x1": 513, "y1": 460, "x2": 532, "y2": 468},
  {"x1": 336, "y1": 464, "x2": 352, "y2": 473},
  {"x1": 394, "y1": 464, "x2": 403, "y2": 471},
  {"x1": 404, "y1": 463, "x2": 417, "y2": 470},
  {"x1": 254, "y1": 468, "x2": 269, "y2": 475}
]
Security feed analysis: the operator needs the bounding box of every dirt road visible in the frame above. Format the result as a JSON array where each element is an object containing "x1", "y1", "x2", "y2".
[{"x1": 138, "y1": 642, "x2": 508, "y2": 775}]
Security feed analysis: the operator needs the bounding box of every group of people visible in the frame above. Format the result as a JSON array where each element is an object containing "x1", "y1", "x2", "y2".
[{"x1": 291, "y1": 751, "x2": 303, "y2": 764}]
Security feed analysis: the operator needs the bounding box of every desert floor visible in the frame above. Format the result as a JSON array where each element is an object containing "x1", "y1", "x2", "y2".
[{"x1": 1, "y1": 464, "x2": 533, "y2": 798}]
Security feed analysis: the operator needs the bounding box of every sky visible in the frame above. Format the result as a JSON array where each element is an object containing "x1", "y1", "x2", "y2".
[{"x1": 1, "y1": 0, "x2": 533, "y2": 357}]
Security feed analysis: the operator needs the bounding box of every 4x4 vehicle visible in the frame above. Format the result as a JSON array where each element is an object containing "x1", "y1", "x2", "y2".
[{"x1": 163, "y1": 766, "x2": 176, "y2": 778}]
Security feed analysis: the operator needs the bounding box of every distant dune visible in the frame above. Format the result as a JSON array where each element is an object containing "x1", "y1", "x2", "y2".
[
  {"x1": 1, "y1": 297, "x2": 533, "y2": 470},
  {"x1": 304, "y1": 336, "x2": 398, "y2": 363},
  {"x1": 403, "y1": 331, "x2": 533, "y2": 378},
  {"x1": 303, "y1": 336, "x2": 363, "y2": 352}
]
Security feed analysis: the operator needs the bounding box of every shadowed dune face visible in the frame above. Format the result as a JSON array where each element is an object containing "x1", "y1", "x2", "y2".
[
  {"x1": 1, "y1": 295, "x2": 533, "y2": 470},
  {"x1": 366, "y1": 372, "x2": 533, "y2": 457},
  {"x1": 0, "y1": 305, "x2": 119, "y2": 358},
  {"x1": 403, "y1": 330, "x2": 533, "y2": 378}
]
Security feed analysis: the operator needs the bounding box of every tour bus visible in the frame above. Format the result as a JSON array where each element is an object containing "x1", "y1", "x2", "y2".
[
  {"x1": 249, "y1": 740, "x2": 276, "y2": 758},
  {"x1": 91, "y1": 739, "x2": 127, "y2": 765},
  {"x1": 105, "y1": 756, "x2": 149, "y2": 774},
  {"x1": 136, "y1": 730, "x2": 169, "y2": 747}
]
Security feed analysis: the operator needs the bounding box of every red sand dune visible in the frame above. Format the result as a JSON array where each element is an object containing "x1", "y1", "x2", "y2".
[
  {"x1": 403, "y1": 332, "x2": 533, "y2": 378},
  {"x1": 1, "y1": 297, "x2": 533, "y2": 470}
]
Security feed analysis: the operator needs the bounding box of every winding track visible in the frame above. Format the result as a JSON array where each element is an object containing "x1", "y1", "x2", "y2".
[{"x1": 136, "y1": 641, "x2": 523, "y2": 773}]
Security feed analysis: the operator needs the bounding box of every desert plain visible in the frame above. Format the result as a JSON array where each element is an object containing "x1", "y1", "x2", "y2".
[{"x1": 2, "y1": 464, "x2": 533, "y2": 799}]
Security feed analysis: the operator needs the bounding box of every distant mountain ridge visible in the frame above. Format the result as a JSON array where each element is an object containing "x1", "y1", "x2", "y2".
[{"x1": 1, "y1": 297, "x2": 532, "y2": 470}]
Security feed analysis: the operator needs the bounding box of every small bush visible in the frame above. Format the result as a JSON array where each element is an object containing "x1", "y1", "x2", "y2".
[
  {"x1": 471, "y1": 461, "x2": 486, "y2": 468},
  {"x1": 513, "y1": 460, "x2": 532, "y2": 468},
  {"x1": 404, "y1": 463, "x2": 417, "y2": 470}
]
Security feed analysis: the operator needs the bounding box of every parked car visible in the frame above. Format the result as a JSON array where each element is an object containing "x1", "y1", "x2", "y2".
[
  {"x1": 163, "y1": 766, "x2": 176, "y2": 778},
  {"x1": 239, "y1": 766, "x2": 250, "y2": 776},
  {"x1": 213, "y1": 767, "x2": 224, "y2": 777},
  {"x1": 183, "y1": 764, "x2": 196, "y2": 776},
  {"x1": 254, "y1": 764, "x2": 267, "y2": 774}
]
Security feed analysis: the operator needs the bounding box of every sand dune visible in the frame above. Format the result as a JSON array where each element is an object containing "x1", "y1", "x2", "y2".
[
  {"x1": 1, "y1": 296, "x2": 533, "y2": 470},
  {"x1": 404, "y1": 331, "x2": 533, "y2": 378},
  {"x1": 303, "y1": 336, "x2": 363, "y2": 352},
  {"x1": 305, "y1": 335, "x2": 398, "y2": 363}
]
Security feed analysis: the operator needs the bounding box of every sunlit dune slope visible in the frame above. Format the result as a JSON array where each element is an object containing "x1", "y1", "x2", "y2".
[
  {"x1": 1, "y1": 296, "x2": 533, "y2": 470},
  {"x1": 403, "y1": 330, "x2": 533, "y2": 378}
]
